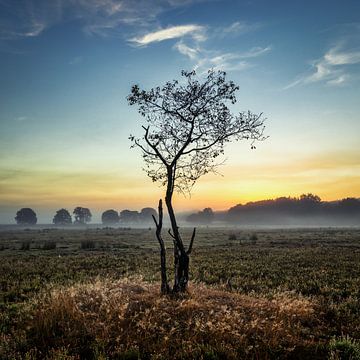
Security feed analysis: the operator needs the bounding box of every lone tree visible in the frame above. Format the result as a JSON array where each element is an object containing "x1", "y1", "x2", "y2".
[
  {"x1": 101, "y1": 209, "x2": 120, "y2": 225},
  {"x1": 53, "y1": 208, "x2": 72, "y2": 225},
  {"x1": 73, "y1": 207, "x2": 92, "y2": 224},
  {"x1": 128, "y1": 70, "x2": 266, "y2": 293},
  {"x1": 15, "y1": 208, "x2": 37, "y2": 225}
]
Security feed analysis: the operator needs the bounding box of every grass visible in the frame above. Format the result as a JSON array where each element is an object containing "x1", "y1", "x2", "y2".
[
  {"x1": 80, "y1": 239, "x2": 96, "y2": 249},
  {"x1": 0, "y1": 227, "x2": 359, "y2": 359},
  {"x1": 3, "y1": 279, "x2": 322, "y2": 359},
  {"x1": 329, "y1": 335, "x2": 360, "y2": 360},
  {"x1": 42, "y1": 240, "x2": 56, "y2": 250}
]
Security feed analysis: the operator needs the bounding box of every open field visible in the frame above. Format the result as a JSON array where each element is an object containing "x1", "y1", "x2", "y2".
[{"x1": 1, "y1": 227, "x2": 360, "y2": 359}]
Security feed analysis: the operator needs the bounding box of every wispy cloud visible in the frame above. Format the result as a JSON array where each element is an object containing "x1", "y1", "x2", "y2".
[
  {"x1": 0, "y1": 0, "x2": 207, "y2": 40},
  {"x1": 173, "y1": 41, "x2": 271, "y2": 73},
  {"x1": 196, "y1": 53, "x2": 250, "y2": 72},
  {"x1": 69, "y1": 55, "x2": 83, "y2": 65},
  {"x1": 174, "y1": 41, "x2": 199, "y2": 60},
  {"x1": 285, "y1": 43, "x2": 360, "y2": 89},
  {"x1": 0, "y1": 0, "x2": 62, "y2": 40},
  {"x1": 15, "y1": 116, "x2": 28, "y2": 122},
  {"x1": 130, "y1": 24, "x2": 206, "y2": 46},
  {"x1": 219, "y1": 21, "x2": 263, "y2": 37}
]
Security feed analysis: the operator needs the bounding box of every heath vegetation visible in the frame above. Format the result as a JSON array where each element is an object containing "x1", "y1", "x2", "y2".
[{"x1": 0, "y1": 227, "x2": 359, "y2": 359}]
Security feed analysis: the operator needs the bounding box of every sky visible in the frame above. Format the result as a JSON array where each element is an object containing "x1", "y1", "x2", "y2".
[{"x1": 0, "y1": 0, "x2": 359, "y2": 223}]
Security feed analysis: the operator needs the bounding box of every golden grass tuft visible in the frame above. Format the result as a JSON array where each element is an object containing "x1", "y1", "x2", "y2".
[{"x1": 19, "y1": 278, "x2": 324, "y2": 359}]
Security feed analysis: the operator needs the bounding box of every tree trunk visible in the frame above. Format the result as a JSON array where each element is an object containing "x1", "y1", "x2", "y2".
[
  {"x1": 172, "y1": 243, "x2": 189, "y2": 293},
  {"x1": 164, "y1": 168, "x2": 196, "y2": 293},
  {"x1": 152, "y1": 200, "x2": 170, "y2": 294}
]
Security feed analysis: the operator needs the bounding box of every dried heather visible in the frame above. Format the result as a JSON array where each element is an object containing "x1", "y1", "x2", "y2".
[{"x1": 19, "y1": 278, "x2": 323, "y2": 359}]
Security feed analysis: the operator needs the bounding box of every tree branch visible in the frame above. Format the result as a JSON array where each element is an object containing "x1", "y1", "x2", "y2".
[
  {"x1": 187, "y1": 227, "x2": 196, "y2": 255},
  {"x1": 143, "y1": 126, "x2": 168, "y2": 166}
]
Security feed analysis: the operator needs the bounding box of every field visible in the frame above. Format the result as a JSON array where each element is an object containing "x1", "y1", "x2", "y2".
[{"x1": 1, "y1": 226, "x2": 360, "y2": 359}]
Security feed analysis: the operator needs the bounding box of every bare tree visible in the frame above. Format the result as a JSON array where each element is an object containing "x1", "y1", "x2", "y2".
[{"x1": 128, "y1": 69, "x2": 266, "y2": 293}]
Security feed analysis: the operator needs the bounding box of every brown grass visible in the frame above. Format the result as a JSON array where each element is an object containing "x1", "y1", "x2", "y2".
[{"x1": 11, "y1": 278, "x2": 327, "y2": 359}]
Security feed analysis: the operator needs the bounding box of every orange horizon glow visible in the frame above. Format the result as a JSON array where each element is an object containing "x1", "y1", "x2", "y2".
[{"x1": 1, "y1": 148, "x2": 359, "y2": 215}]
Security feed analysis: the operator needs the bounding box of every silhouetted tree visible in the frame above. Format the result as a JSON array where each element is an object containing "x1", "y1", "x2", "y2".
[
  {"x1": 299, "y1": 193, "x2": 321, "y2": 203},
  {"x1": 53, "y1": 209, "x2": 72, "y2": 225},
  {"x1": 119, "y1": 210, "x2": 139, "y2": 224},
  {"x1": 140, "y1": 207, "x2": 157, "y2": 223},
  {"x1": 73, "y1": 207, "x2": 92, "y2": 224},
  {"x1": 15, "y1": 208, "x2": 37, "y2": 225},
  {"x1": 102, "y1": 209, "x2": 120, "y2": 225},
  {"x1": 187, "y1": 207, "x2": 214, "y2": 224},
  {"x1": 128, "y1": 69, "x2": 266, "y2": 293}
]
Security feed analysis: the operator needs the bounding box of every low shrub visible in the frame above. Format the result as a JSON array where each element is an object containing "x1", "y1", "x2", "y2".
[
  {"x1": 20, "y1": 240, "x2": 31, "y2": 250},
  {"x1": 249, "y1": 233, "x2": 258, "y2": 243},
  {"x1": 43, "y1": 241, "x2": 56, "y2": 250},
  {"x1": 80, "y1": 240, "x2": 96, "y2": 250},
  {"x1": 329, "y1": 335, "x2": 360, "y2": 360}
]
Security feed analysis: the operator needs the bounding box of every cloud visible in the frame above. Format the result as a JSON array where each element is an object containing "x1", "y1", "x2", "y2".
[
  {"x1": 151, "y1": 19, "x2": 271, "y2": 73},
  {"x1": 173, "y1": 41, "x2": 271, "y2": 73},
  {"x1": 0, "y1": 0, "x2": 207, "y2": 40},
  {"x1": 69, "y1": 55, "x2": 83, "y2": 65},
  {"x1": 0, "y1": 0, "x2": 63, "y2": 40},
  {"x1": 130, "y1": 24, "x2": 206, "y2": 46},
  {"x1": 324, "y1": 46, "x2": 360, "y2": 65},
  {"x1": 15, "y1": 116, "x2": 28, "y2": 122},
  {"x1": 195, "y1": 53, "x2": 250, "y2": 73},
  {"x1": 239, "y1": 46, "x2": 271, "y2": 58},
  {"x1": 174, "y1": 41, "x2": 199, "y2": 60},
  {"x1": 220, "y1": 21, "x2": 262, "y2": 36},
  {"x1": 285, "y1": 43, "x2": 360, "y2": 89}
]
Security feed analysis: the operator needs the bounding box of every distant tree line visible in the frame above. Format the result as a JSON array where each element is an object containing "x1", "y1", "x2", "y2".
[
  {"x1": 186, "y1": 194, "x2": 360, "y2": 226},
  {"x1": 14, "y1": 206, "x2": 157, "y2": 225}
]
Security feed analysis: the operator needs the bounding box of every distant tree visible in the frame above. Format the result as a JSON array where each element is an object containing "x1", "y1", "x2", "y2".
[
  {"x1": 73, "y1": 207, "x2": 92, "y2": 224},
  {"x1": 128, "y1": 69, "x2": 266, "y2": 293},
  {"x1": 119, "y1": 210, "x2": 139, "y2": 224},
  {"x1": 187, "y1": 207, "x2": 214, "y2": 224},
  {"x1": 15, "y1": 208, "x2": 37, "y2": 225},
  {"x1": 339, "y1": 198, "x2": 360, "y2": 210},
  {"x1": 102, "y1": 209, "x2": 120, "y2": 225},
  {"x1": 299, "y1": 193, "x2": 321, "y2": 203},
  {"x1": 53, "y1": 209, "x2": 72, "y2": 225},
  {"x1": 140, "y1": 207, "x2": 157, "y2": 223}
]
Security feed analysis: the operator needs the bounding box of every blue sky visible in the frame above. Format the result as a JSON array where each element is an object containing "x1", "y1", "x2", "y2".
[{"x1": 0, "y1": 0, "x2": 359, "y2": 223}]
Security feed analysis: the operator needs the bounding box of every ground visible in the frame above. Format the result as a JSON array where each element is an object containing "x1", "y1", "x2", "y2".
[{"x1": 0, "y1": 226, "x2": 359, "y2": 359}]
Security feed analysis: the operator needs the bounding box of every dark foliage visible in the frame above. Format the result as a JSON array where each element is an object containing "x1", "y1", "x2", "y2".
[
  {"x1": 119, "y1": 210, "x2": 140, "y2": 224},
  {"x1": 42, "y1": 241, "x2": 56, "y2": 250},
  {"x1": 15, "y1": 208, "x2": 37, "y2": 225},
  {"x1": 101, "y1": 210, "x2": 120, "y2": 225},
  {"x1": 73, "y1": 207, "x2": 92, "y2": 224},
  {"x1": 186, "y1": 194, "x2": 360, "y2": 225},
  {"x1": 80, "y1": 239, "x2": 96, "y2": 249},
  {"x1": 140, "y1": 207, "x2": 157, "y2": 223},
  {"x1": 53, "y1": 209, "x2": 72, "y2": 225},
  {"x1": 187, "y1": 208, "x2": 214, "y2": 224},
  {"x1": 118, "y1": 208, "x2": 157, "y2": 224},
  {"x1": 226, "y1": 194, "x2": 360, "y2": 225}
]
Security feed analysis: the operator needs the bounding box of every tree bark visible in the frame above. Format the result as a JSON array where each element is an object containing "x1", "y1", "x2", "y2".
[
  {"x1": 165, "y1": 169, "x2": 195, "y2": 292},
  {"x1": 152, "y1": 200, "x2": 170, "y2": 294}
]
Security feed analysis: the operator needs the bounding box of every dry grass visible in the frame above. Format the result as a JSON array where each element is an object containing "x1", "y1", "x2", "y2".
[{"x1": 10, "y1": 278, "x2": 326, "y2": 359}]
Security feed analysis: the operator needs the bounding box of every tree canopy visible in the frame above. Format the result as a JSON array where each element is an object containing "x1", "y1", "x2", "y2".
[
  {"x1": 73, "y1": 207, "x2": 92, "y2": 224},
  {"x1": 53, "y1": 209, "x2": 72, "y2": 225},
  {"x1": 101, "y1": 210, "x2": 120, "y2": 224},
  {"x1": 15, "y1": 208, "x2": 37, "y2": 225},
  {"x1": 128, "y1": 69, "x2": 266, "y2": 195}
]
